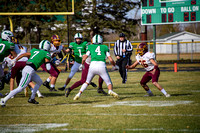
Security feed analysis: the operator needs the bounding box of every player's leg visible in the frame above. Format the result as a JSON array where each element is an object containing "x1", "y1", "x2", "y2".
[
  {"x1": 97, "y1": 76, "x2": 107, "y2": 95},
  {"x1": 98, "y1": 66, "x2": 118, "y2": 99},
  {"x1": 65, "y1": 62, "x2": 89, "y2": 97},
  {"x1": 151, "y1": 69, "x2": 170, "y2": 97},
  {"x1": 0, "y1": 64, "x2": 5, "y2": 90},
  {"x1": 41, "y1": 63, "x2": 51, "y2": 89},
  {"x1": 1, "y1": 66, "x2": 33, "y2": 106},
  {"x1": 29, "y1": 82, "x2": 44, "y2": 98},
  {"x1": 47, "y1": 63, "x2": 60, "y2": 91},
  {"x1": 140, "y1": 72, "x2": 153, "y2": 96},
  {"x1": 29, "y1": 73, "x2": 43, "y2": 103},
  {"x1": 43, "y1": 76, "x2": 51, "y2": 90},
  {"x1": 58, "y1": 61, "x2": 80, "y2": 91},
  {"x1": 73, "y1": 66, "x2": 96, "y2": 100}
]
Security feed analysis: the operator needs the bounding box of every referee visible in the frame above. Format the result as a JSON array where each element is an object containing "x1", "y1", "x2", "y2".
[{"x1": 114, "y1": 33, "x2": 133, "y2": 84}]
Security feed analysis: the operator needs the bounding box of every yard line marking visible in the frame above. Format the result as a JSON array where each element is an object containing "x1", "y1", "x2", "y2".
[
  {"x1": 61, "y1": 128, "x2": 111, "y2": 131},
  {"x1": 4, "y1": 100, "x2": 193, "y2": 107},
  {"x1": 191, "y1": 90, "x2": 200, "y2": 92},
  {"x1": 93, "y1": 100, "x2": 193, "y2": 107},
  {"x1": 0, "y1": 123, "x2": 68, "y2": 133},
  {"x1": 58, "y1": 128, "x2": 200, "y2": 132},
  {"x1": 1, "y1": 113, "x2": 200, "y2": 117}
]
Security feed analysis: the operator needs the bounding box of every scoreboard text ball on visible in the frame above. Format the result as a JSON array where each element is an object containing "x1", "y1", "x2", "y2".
[{"x1": 141, "y1": 0, "x2": 200, "y2": 25}]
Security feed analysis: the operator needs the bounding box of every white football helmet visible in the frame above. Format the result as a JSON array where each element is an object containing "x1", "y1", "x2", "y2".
[
  {"x1": 39, "y1": 40, "x2": 51, "y2": 51},
  {"x1": 92, "y1": 34, "x2": 103, "y2": 44},
  {"x1": 1, "y1": 30, "x2": 14, "y2": 43},
  {"x1": 74, "y1": 33, "x2": 83, "y2": 39}
]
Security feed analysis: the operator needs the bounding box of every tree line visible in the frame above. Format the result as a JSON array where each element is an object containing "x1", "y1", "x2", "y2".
[{"x1": 0, "y1": 0, "x2": 140, "y2": 44}]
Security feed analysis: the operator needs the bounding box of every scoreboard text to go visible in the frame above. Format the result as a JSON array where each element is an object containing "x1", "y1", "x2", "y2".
[{"x1": 141, "y1": 0, "x2": 200, "y2": 25}]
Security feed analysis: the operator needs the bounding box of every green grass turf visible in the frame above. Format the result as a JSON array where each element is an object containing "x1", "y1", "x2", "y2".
[{"x1": 0, "y1": 71, "x2": 200, "y2": 132}]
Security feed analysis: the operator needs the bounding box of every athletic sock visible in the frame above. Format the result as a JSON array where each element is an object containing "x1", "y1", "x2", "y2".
[
  {"x1": 161, "y1": 88, "x2": 167, "y2": 95},
  {"x1": 46, "y1": 78, "x2": 51, "y2": 82},
  {"x1": 50, "y1": 84, "x2": 55, "y2": 88},
  {"x1": 80, "y1": 83, "x2": 88, "y2": 93}
]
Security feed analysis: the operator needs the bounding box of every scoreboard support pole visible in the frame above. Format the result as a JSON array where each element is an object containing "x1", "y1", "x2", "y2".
[{"x1": 153, "y1": 25, "x2": 156, "y2": 59}]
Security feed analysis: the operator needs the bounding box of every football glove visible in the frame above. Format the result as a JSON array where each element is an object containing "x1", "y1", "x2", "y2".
[
  {"x1": 79, "y1": 64, "x2": 85, "y2": 71},
  {"x1": 55, "y1": 60, "x2": 60, "y2": 65},
  {"x1": 112, "y1": 65, "x2": 119, "y2": 70}
]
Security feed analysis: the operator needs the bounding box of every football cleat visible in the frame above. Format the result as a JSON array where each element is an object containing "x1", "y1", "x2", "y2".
[
  {"x1": 58, "y1": 87, "x2": 65, "y2": 91},
  {"x1": 49, "y1": 87, "x2": 57, "y2": 92},
  {"x1": 73, "y1": 93, "x2": 81, "y2": 100},
  {"x1": 65, "y1": 88, "x2": 72, "y2": 97},
  {"x1": 108, "y1": 90, "x2": 119, "y2": 99},
  {"x1": 0, "y1": 98, "x2": 6, "y2": 107},
  {"x1": 0, "y1": 93, "x2": 3, "y2": 97},
  {"x1": 165, "y1": 94, "x2": 171, "y2": 97},
  {"x1": 28, "y1": 98, "x2": 39, "y2": 104},
  {"x1": 90, "y1": 82, "x2": 97, "y2": 88},
  {"x1": 97, "y1": 88, "x2": 107, "y2": 95},
  {"x1": 149, "y1": 92, "x2": 154, "y2": 96},
  {"x1": 43, "y1": 81, "x2": 50, "y2": 89}
]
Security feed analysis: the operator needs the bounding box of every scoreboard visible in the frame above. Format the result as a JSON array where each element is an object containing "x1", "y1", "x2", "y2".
[{"x1": 141, "y1": 0, "x2": 200, "y2": 25}]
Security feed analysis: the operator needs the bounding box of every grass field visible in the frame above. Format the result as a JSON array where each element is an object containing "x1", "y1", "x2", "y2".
[{"x1": 0, "y1": 70, "x2": 200, "y2": 133}]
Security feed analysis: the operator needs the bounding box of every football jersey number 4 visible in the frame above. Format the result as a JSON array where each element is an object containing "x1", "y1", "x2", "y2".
[{"x1": 95, "y1": 46, "x2": 101, "y2": 55}]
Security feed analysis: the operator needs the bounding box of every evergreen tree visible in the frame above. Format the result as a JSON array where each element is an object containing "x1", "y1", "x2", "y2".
[{"x1": 72, "y1": 0, "x2": 140, "y2": 40}]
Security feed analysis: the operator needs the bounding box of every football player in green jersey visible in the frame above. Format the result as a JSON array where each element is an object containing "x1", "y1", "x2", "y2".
[
  {"x1": 73, "y1": 35, "x2": 119, "y2": 100},
  {"x1": 0, "y1": 30, "x2": 17, "y2": 90},
  {"x1": 0, "y1": 40, "x2": 51, "y2": 107},
  {"x1": 58, "y1": 33, "x2": 88, "y2": 90}
]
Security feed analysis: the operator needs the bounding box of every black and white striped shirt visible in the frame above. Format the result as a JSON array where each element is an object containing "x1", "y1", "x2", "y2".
[{"x1": 114, "y1": 40, "x2": 133, "y2": 57}]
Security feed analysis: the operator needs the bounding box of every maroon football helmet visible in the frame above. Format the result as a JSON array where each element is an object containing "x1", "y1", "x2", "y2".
[
  {"x1": 135, "y1": 43, "x2": 148, "y2": 56},
  {"x1": 51, "y1": 35, "x2": 61, "y2": 46}
]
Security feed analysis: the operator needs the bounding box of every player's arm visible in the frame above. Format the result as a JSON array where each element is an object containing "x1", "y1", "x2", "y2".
[
  {"x1": 15, "y1": 52, "x2": 31, "y2": 61},
  {"x1": 107, "y1": 56, "x2": 116, "y2": 66},
  {"x1": 10, "y1": 78, "x2": 15, "y2": 91},
  {"x1": 150, "y1": 59, "x2": 158, "y2": 70},
  {"x1": 45, "y1": 58, "x2": 51, "y2": 71},
  {"x1": 82, "y1": 54, "x2": 88, "y2": 65},
  {"x1": 126, "y1": 61, "x2": 139, "y2": 69},
  {"x1": 106, "y1": 52, "x2": 116, "y2": 66},
  {"x1": 10, "y1": 50, "x2": 17, "y2": 58}
]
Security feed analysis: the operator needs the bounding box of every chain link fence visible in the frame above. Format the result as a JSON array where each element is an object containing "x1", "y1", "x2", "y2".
[{"x1": 22, "y1": 39, "x2": 200, "y2": 62}]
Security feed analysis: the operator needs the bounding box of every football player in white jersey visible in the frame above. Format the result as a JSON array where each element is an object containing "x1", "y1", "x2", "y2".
[
  {"x1": 126, "y1": 43, "x2": 170, "y2": 97},
  {"x1": 41, "y1": 35, "x2": 64, "y2": 91}
]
